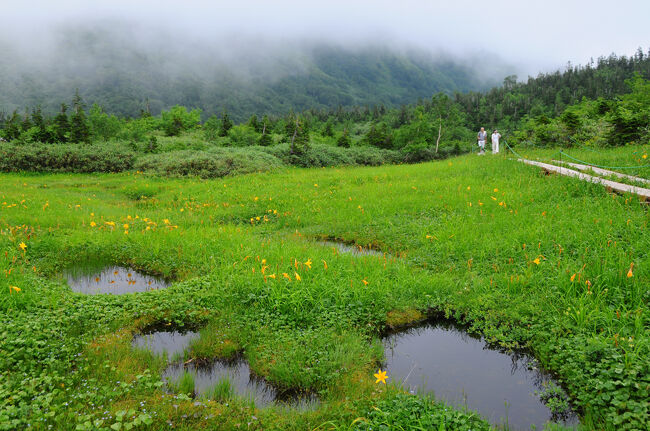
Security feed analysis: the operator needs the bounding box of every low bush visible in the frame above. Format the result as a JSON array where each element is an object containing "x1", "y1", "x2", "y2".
[
  {"x1": 0, "y1": 143, "x2": 135, "y2": 173},
  {"x1": 263, "y1": 143, "x2": 401, "y2": 167},
  {"x1": 134, "y1": 147, "x2": 283, "y2": 178}
]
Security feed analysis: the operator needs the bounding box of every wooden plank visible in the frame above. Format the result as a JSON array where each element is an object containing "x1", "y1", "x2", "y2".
[
  {"x1": 552, "y1": 160, "x2": 650, "y2": 185},
  {"x1": 517, "y1": 158, "x2": 650, "y2": 201}
]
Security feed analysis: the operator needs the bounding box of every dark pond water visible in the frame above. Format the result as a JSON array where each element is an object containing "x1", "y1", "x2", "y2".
[
  {"x1": 163, "y1": 360, "x2": 317, "y2": 408},
  {"x1": 132, "y1": 330, "x2": 316, "y2": 409},
  {"x1": 320, "y1": 241, "x2": 385, "y2": 257},
  {"x1": 66, "y1": 266, "x2": 169, "y2": 295},
  {"x1": 132, "y1": 330, "x2": 198, "y2": 361},
  {"x1": 384, "y1": 323, "x2": 578, "y2": 430}
]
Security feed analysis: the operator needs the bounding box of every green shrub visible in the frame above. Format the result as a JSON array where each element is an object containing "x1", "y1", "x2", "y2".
[
  {"x1": 263, "y1": 143, "x2": 400, "y2": 167},
  {"x1": 135, "y1": 147, "x2": 283, "y2": 178},
  {"x1": 0, "y1": 143, "x2": 135, "y2": 173}
]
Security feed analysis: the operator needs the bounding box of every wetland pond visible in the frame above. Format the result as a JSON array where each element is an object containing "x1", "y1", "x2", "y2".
[
  {"x1": 66, "y1": 265, "x2": 169, "y2": 295},
  {"x1": 384, "y1": 323, "x2": 578, "y2": 430},
  {"x1": 320, "y1": 241, "x2": 386, "y2": 257},
  {"x1": 133, "y1": 330, "x2": 316, "y2": 409}
]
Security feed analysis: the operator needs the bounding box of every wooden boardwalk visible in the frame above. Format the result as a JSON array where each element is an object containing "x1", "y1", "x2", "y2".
[
  {"x1": 517, "y1": 158, "x2": 650, "y2": 201},
  {"x1": 552, "y1": 160, "x2": 650, "y2": 186}
]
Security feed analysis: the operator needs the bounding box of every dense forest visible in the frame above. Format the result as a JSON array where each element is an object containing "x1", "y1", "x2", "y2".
[
  {"x1": 0, "y1": 23, "x2": 506, "y2": 121},
  {"x1": 0, "y1": 48, "x2": 648, "y2": 177}
]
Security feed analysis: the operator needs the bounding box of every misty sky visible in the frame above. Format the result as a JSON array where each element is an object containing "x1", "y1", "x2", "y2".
[{"x1": 3, "y1": 0, "x2": 649, "y2": 77}]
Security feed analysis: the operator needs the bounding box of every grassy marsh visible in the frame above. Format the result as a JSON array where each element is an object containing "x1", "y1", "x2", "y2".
[{"x1": 1, "y1": 150, "x2": 648, "y2": 430}]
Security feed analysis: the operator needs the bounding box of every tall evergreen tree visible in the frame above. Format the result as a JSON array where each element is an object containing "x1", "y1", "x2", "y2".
[
  {"x1": 220, "y1": 109, "x2": 233, "y2": 137},
  {"x1": 3, "y1": 110, "x2": 22, "y2": 141},
  {"x1": 21, "y1": 109, "x2": 32, "y2": 132},
  {"x1": 31, "y1": 105, "x2": 51, "y2": 143},
  {"x1": 69, "y1": 90, "x2": 90, "y2": 143},
  {"x1": 53, "y1": 103, "x2": 69, "y2": 143},
  {"x1": 247, "y1": 114, "x2": 260, "y2": 132},
  {"x1": 336, "y1": 128, "x2": 350, "y2": 148}
]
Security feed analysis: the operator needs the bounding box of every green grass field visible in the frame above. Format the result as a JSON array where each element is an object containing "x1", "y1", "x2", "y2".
[{"x1": 1, "y1": 151, "x2": 648, "y2": 430}]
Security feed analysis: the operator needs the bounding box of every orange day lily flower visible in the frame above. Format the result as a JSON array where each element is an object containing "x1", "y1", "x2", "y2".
[{"x1": 374, "y1": 369, "x2": 388, "y2": 384}]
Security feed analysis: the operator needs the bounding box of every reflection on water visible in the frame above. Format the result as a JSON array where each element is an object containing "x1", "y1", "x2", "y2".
[
  {"x1": 384, "y1": 324, "x2": 578, "y2": 430},
  {"x1": 66, "y1": 266, "x2": 169, "y2": 294},
  {"x1": 132, "y1": 330, "x2": 198, "y2": 361},
  {"x1": 132, "y1": 330, "x2": 317, "y2": 409},
  {"x1": 320, "y1": 241, "x2": 385, "y2": 257},
  {"x1": 164, "y1": 359, "x2": 317, "y2": 408}
]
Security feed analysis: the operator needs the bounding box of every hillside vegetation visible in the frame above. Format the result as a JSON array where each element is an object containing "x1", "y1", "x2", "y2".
[{"x1": 0, "y1": 23, "x2": 504, "y2": 121}]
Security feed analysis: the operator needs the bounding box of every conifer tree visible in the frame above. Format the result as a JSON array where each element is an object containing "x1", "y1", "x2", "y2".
[
  {"x1": 31, "y1": 106, "x2": 50, "y2": 143},
  {"x1": 219, "y1": 109, "x2": 233, "y2": 136},
  {"x1": 3, "y1": 110, "x2": 22, "y2": 141},
  {"x1": 53, "y1": 103, "x2": 69, "y2": 143},
  {"x1": 322, "y1": 120, "x2": 334, "y2": 137},
  {"x1": 248, "y1": 114, "x2": 260, "y2": 132},
  {"x1": 336, "y1": 128, "x2": 350, "y2": 148},
  {"x1": 21, "y1": 109, "x2": 32, "y2": 132},
  {"x1": 69, "y1": 90, "x2": 90, "y2": 143}
]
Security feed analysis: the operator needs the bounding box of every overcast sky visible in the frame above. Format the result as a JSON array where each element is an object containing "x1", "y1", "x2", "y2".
[{"x1": 3, "y1": 0, "x2": 649, "y2": 76}]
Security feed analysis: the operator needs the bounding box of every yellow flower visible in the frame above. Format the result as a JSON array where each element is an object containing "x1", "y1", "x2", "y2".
[
  {"x1": 627, "y1": 262, "x2": 634, "y2": 278},
  {"x1": 570, "y1": 273, "x2": 576, "y2": 282},
  {"x1": 322, "y1": 260, "x2": 328, "y2": 270},
  {"x1": 282, "y1": 273, "x2": 291, "y2": 281},
  {"x1": 123, "y1": 223, "x2": 129, "y2": 229},
  {"x1": 494, "y1": 188, "x2": 499, "y2": 192},
  {"x1": 643, "y1": 154, "x2": 648, "y2": 159},
  {"x1": 362, "y1": 279, "x2": 369, "y2": 286},
  {"x1": 9, "y1": 285, "x2": 21, "y2": 293},
  {"x1": 19, "y1": 242, "x2": 27, "y2": 251},
  {"x1": 90, "y1": 221, "x2": 97, "y2": 227},
  {"x1": 374, "y1": 369, "x2": 388, "y2": 384},
  {"x1": 163, "y1": 219, "x2": 170, "y2": 225},
  {"x1": 304, "y1": 259, "x2": 312, "y2": 269},
  {"x1": 268, "y1": 274, "x2": 276, "y2": 279},
  {"x1": 532, "y1": 257, "x2": 541, "y2": 265},
  {"x1": 294, "y1": 272, "x2": 301, "y2": 281},
  {"x1": 466, "y1": 186, "x2": 470, "y2": 190}
]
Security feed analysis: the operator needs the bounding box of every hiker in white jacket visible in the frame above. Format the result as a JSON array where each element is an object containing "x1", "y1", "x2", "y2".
[{"x1": 491, "y1": 130, "x2": 501, "y2": 154}]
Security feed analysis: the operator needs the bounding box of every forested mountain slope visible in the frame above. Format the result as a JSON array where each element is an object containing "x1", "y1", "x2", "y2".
[{"x1": 0, "y1": 23, "x2": 506, "y2": 121}]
